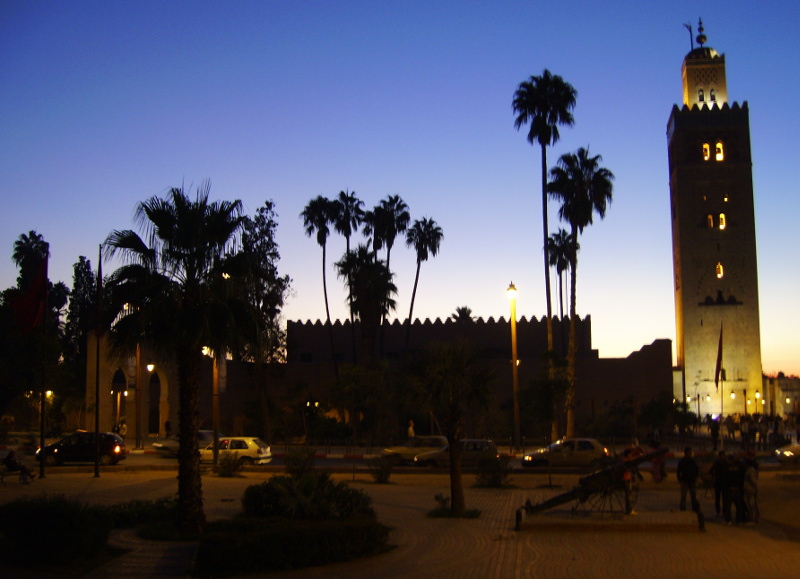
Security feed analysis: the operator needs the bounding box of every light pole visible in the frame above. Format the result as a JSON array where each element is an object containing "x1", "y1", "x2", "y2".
[{"x1": 507, "y1": 282, "x2": 520, "y2": 451}]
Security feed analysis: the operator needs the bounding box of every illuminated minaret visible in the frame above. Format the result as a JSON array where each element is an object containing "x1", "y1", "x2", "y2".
[{"x1": 667, "y1": 20, "x2": 763, "y2": 414}]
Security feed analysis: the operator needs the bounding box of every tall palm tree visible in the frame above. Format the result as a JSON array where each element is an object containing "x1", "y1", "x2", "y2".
[
  {"x1": 513, "y1": 70, "x2": 577, "y2": 363},
  {"x1": 333, "y1": 190, "x2": 364, "y2": 361},
  {"x1": 335, "y1": 244, "x2": 397, "y2": 366},
  {"x1": 13, "y1": 230, "x2": 49, "y2": 290},
  {"x1": 548, "y1": 147, "x2": 614, "y2": 437},
  {"x1": 404, "y1": 217, "x2": 443, "y2": 349},
  {"x1": 450, "y1": 306, "x2": 474, "y2": 323},
  {"x1": 301, "y1": 196, "x2": 338, "y2": 363},
  {"x1": 377, "y1": 195, "x2": 410, "y2": 274},
  {"x1": 104, "y1": 183, "x2": 246, "y2": 534}
]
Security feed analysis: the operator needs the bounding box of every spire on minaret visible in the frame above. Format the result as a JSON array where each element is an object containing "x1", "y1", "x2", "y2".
[{"x1": 696, "y1": 18, "x2": 707, "y2": 47}]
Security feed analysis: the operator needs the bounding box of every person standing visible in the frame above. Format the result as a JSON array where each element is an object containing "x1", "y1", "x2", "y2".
[
  {"x1": 677, "y1": 446, "x2": 700, "y2": 512},
  {"x1": 709, "y1": 450, "x2": 728, "y2": 517},
  {"x1": 407, "y1": 419, "x2": 415, "y2": 439},
  {"x1": 622, "y1": 438, "x2": 645, "y2": 515},
  {"x1": 743, "y1": 454, "x2": 759, "y2": 523}
]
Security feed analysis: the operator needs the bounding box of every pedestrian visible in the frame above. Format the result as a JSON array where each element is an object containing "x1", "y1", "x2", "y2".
[
  {"x1": 118, "y1": 419, "x2": 127, "y2": 439},
  {"x1": 725, "y1": 415, "x2": 735, "y2": 442},
  {"x1": 677, "y1": 446, "x2": 700, "y2": 512},
  {"x1": 722, "y1": 454, "x2": 746, "y2": 525},
  {"x1": 407, "y1": 419, "x2": 415, "y2": 439},
  {"x1": 709, "y1": 450, "x2": 728, "y2": 517},
  {"x1": 165, "y1": 418, "x2": 172, "y2": 438},
  {"x1": 709, "y1": 418, "x2": 720, "y2": 451},
  {"x1": 649, "y1": 441, "x2": 667, "y2": 483},
  {"x1": 2, "y1": 450, "x2": 34, "y2": 483},
  {"x1": 743, "y1": 454, "x2": 759, "y2": 524},
  {"x1": 740, "y1": 415, "x2": 751, "y2": 450}
]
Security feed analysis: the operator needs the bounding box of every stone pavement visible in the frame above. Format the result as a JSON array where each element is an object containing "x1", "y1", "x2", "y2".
[{"x1": 0, "y1": 468, "x2": 798, "y2": 578}]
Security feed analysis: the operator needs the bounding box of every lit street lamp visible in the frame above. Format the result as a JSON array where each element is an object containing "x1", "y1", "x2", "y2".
[{"x1": 507, "y1": 282, "x2": 520, "y2": 451}]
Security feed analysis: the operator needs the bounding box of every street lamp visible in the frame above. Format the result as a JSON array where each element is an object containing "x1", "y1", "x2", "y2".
[
  {"x1": 506, "y1": 282, "x2": 520, "y2": 451},
  {"x1": 203, "y1": 346, "x2": 222, "y2": 467}
]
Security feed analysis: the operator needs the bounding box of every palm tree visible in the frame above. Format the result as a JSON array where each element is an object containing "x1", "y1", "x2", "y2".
[
  {"x1": 333, "y1": 190, "x2": 364, "y2": 361},
  {"x1": 404, "y1": 217, "x2": 443, "y2": 349},
  {"x1": 450, "y1": 306, "x2": 474, "y2": 323},
  {"x1": 377, "y1": 195, "x2": 410, "y2": 273},
  {"x1": 13, "y1": 230, "x2": 49, "y2": 290},
  {"x1": 301, "y1": 196, "x2": 338, "y2": 363},
  {"x1": 104, "y1": 183, "x2": 246, "y2": 534},
  {"x1": 334, "y1": 244, "x2": 397, "y2": 365},
  {"x1": 513, "y1": 70, "x2": 577, "y2": 363},
  {"x1": 548, "y1": 147, "x2": 614, "y2": 437},
  {"x1": 546, "y1": 229, "x2": 576, "y2": 321}
]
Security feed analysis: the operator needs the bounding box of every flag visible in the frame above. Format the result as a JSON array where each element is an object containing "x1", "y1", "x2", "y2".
[
  {"x1": 714, "y1": 322, "x2": 723, "y2": 391},
  {"x1": 10, "y1": 257, "x2": 48, "y2": 334}
]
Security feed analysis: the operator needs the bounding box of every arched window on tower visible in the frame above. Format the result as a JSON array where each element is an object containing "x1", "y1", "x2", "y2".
[
  {"x1": 698, "y1": 89, "x2": 705, "y2": 103},
  {"x1": 710, "y1": 88, "x2": 716, "y2": 102},
  {"x1": 719, "y1": 213, "x2": 726, "y2": 230},
  {"x1": 707, "y1": 214, "x2": 714, "y2": 228},
  {"x1": 715, "y1": 141, "x2": 724, "y2": 161},
  {"x1": 716, "y1": 262, "x2": 724, "y2": 279},
  {"x1": 702, "y1": 143, "x2": 711, "y2": 161}
]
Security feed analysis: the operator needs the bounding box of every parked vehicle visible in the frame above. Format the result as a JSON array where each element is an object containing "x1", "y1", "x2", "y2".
[
  {"x1": 36, "y1": 431, "x2": 127, "y2": 466},
  {"x1": 413, "y1": 439, "x2": 499, "y2": 468},
  {"x1": 381, "y1": 436, "x2": 448, "y2": 464},
  {"x1": 774, "y1": 442, "x2": 800, "y2": 463},
  {"x1": 152, "y1": 430, "x2": 215, "y2": 457},
  {"x1": 199, "y1": 437, "x2": 272, "y2": 465},
  {"x1": 521, "y1": 438, "x2": 608, "y2": 468}
]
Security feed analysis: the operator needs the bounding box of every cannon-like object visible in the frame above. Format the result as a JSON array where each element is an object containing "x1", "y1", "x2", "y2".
[{"x1": 515, "y1": 446, "x2": 669, "y2": 529}]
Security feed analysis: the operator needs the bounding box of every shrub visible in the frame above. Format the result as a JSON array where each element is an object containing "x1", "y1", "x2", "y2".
[
  {"x1": 284, "y1": 445, "x2": 316, "y2": 478},
  {"x1": 214, "y1": 451, "x2": 243, "y2": 477},
  {"x1": 194, "y1": 517, "x2": 390, "y2": 575},
  {"x1": 105, "y1": 496, "x2": 179, "y2": 528},
  {"x1": 241, "y1": 472, "x2": 375, "y2": 521},
  {"x1": 474, "y1": 456, "x2": 512, "y2": 488},
  {"x1": 0, "y1": 495, "x2": 112, "y2": 564},
  {"x1": 365, "y1": 455, "x2": 394, "y2": 484}
]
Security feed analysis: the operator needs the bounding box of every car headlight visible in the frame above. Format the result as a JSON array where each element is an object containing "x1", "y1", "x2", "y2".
[{"x1": 523, "y1": 455, "x2": 531, "y2": 461}]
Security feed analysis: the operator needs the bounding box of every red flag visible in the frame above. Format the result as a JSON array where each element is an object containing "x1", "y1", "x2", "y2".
[
  {"x1": 714, "y1": 323, "x2": 723, "y2": 391},
  {"x1": 10, "y1": 257, "x2": 48, "y2": 334}
]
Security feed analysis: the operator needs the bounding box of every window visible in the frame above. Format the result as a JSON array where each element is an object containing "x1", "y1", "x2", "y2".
[
  {"x1": 698, "y1": 89, "x2": 705, "y2": 102},
  {"x1": 715, "y1": 141, "x2": 724, "y2": 161},
  {"x1": 719, "y1": 213, "x2": 726, "y2": 230},
  {"x1": 716, "y1": 262, "x2": 724, "y2": 279},
  {"x1": 702, "y1": 143, "x2": 711, "y2": 161},
  {"x1": 707, "y1": 214, "x2": 714, "y2": 228},
  {"x1": 710, "y1": 88, "x2": 716, "y2": 102}
]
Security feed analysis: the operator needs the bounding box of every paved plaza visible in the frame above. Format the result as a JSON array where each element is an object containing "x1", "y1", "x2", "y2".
[{"x1": 0, "y1": 466, "x2": 799, "y2": 578}]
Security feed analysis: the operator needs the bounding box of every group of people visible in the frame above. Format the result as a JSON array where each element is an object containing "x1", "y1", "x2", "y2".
[
  {"x1": 713, "y1": 413, "x2": 796, "y2": 451},
  {"x1": 709, "y1": 450, "x2": 760, "y2": 525}
]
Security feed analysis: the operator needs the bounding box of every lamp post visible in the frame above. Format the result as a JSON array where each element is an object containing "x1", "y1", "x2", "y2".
[{"x1": 507, "y1": 282, "x2": 520, "y2": 451}]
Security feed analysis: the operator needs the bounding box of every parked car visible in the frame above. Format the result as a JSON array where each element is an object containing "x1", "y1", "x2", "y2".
[
  {"x1": 36, "y1": 431, "x2": 127, "y2": 466},
  {"x1": 774, "y1": 442, "x2": 800, "y2": 463},
  {"x1": 381, "y1": 436, "x2": 448, "y2": 463},
  {"x1": 521, "y1": 438, "x2": 608, "y2": 468},
  {"x1": 413, "y1": 439, "x2": 499, "y2": 468},
  {"x1": 199, "y1": 437, "x2": 272, "y2": 465},
  {"x1": 152, "y1": 429, "x2": 216, "y2": 457}
]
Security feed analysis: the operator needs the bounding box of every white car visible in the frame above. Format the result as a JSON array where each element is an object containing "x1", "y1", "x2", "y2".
[{"x1": 200, "y1": 437, "x2": 272, "y2": 465}]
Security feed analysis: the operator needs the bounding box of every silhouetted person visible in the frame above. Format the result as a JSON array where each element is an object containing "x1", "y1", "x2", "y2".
[
  {"x1": 3, "y1": 450, "x2": 34, "y2": 483},
  {"x1": 677, "y1": 446, "x2": 699, "y2": 511},
  {"x1": 709, "y1": 450, "x2": 728, "y2": 517}
]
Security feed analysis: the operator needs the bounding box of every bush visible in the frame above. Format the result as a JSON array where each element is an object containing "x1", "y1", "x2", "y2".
[
  {"x1": 241, "y1": 472, "x2": 375, "y2": 521},
  {"x1": 284, "y1": 445, "x2": 316, "y2": 478},
  {"x1": 214, "y1": 451, "x2": 243, "y2": 477},
  {"x1": 105, "y1": 496, "x2": 179, "y2": 528},
  {"x1": 474, "y1": 456, "x2": 512, "y2": 488},
  {"x1": 365, "y1": 455, "x2": 394, "y2": 483},
  {"x1": 0, "y1": 495, "x2": 112, "y2": 564},
  {"x1": 194, "y1": 517, "x2": 390, "y2": 575}
]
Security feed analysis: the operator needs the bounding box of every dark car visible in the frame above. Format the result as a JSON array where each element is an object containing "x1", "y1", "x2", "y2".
[
  {"x1": 36, "y1": 431, "x2": 127, "y2": 466},
  {"x1": 521, "y1": 438, "x2": 608, "y2": 468},
  {"x1": 152, "y1": 429, "x2": 216, "y2": 458},
  {"x1": 413, "y1": 439, "x2": 500, "y2": 468}
]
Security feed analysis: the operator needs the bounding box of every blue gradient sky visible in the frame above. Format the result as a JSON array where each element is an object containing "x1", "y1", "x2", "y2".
[{"x1": 2, "y1": 1, "x2": 798, "y2": 375}]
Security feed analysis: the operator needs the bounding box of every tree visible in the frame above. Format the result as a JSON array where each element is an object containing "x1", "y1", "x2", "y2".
[
  {"x1": 546, "y1": 229, "x2": 575, "y2": 321},
  {"x1": 450, "y1": 306, "x2": 474, "y2": 323},
  {"x1": 404, "y1": 217, "x2": 443, "y2": 349},
  {"x1": 300, "y1": 196, "x2": 338, "y2": 364},
  {"x1": 13, "y1": 230, "x2": 49, "y2": 291},
  {"x1": 332, "y1": 191, "x2": 365, "y2": 362},
  {"x1": 408, "y1": 340, "x2": 492, "y2": 515},
  {"x1": 548, "y1": 147, "x2": 614, "y2": 437},
  {"x1": 513, "y1": 70, "x2": 577, "y2": 366},
  {"x1": 104, "y1": 183, "x2": 246, "y2": 534},
  {"x1": 335, "y1": 244, "x2": 397, "y2": 366}
]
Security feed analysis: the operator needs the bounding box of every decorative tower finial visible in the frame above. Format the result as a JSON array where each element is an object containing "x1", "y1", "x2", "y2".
[
  {"x1": 696, "y1": 18, "x2": 707, "y2": 47},
  {"x1": 684, "y1": 22, "x2": 694, "y2": 50}
]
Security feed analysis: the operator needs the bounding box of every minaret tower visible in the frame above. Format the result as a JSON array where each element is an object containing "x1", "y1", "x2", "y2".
[{"x1": 667, "y1": 20, "x2": 763, "y2": 415}]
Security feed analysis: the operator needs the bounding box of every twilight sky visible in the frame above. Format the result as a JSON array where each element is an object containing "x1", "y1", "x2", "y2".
[{"x1": 1, "y1": 1, "x2": 798, "y2": 376}]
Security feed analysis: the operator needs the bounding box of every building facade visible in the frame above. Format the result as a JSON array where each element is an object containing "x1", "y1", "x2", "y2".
[{"x1": 667, "y1": 21, "x2": 763, "y2": 413}]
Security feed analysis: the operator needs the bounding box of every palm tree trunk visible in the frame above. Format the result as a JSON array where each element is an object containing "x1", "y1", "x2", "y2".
[
  {"x1": 346, "y1": 237, "x2": 357, "y2": 363},
  {"x1": 176, "y1": 346, "x2": 206, "y2": 534},
  {"x1": 405, "y1": 260, "x2": 421, "y2": 350},
  {"x1": 541, "y1": 144, "x2": 558, "y2": 440},
  {"x1": 322, "y1": 244, "x2": 338, "y2": 375},
  {"x1": 565, "y1": 228, "x2": 578, "y2": 438}
]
